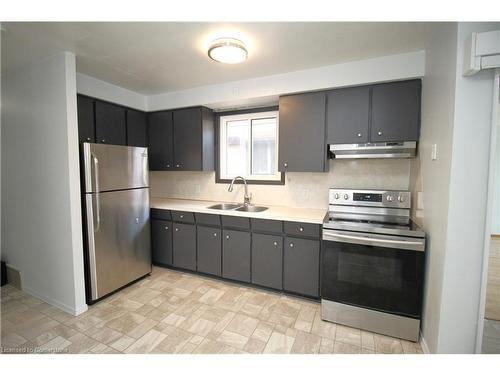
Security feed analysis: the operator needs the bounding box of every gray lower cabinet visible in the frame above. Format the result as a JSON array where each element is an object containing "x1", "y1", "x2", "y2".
[
  {"x1": 151, "y1": 219, "x2": 173, "y2": 266},
  {"x1": 197, "y1": 226, "x2": 221, "y2": 276},
  {"x1": 283, "y1": 237, "x2": 320, "y2": 298},
  {"x1": 172, "y1": 223, "x2": 196, "y2": 271},
  {"x1": 222, "y1": 229, "x2": 251, "y2": 283},
  {"x1": 252, "y1": 233, "x2": 283, "y2": 290}
]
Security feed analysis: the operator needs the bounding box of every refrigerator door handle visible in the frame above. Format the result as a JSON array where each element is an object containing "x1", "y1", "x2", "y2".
[
  {"x1": 92, "y1": 154, "x2": 101, "y2": 232},
  {"x1": 85, "y1": 194, "x2": 99, "y2": 300}
]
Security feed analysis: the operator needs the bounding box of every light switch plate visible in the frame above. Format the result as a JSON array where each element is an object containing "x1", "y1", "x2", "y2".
[{"x1": 431, "y1": 144, "x2": 438, "y2": 161}]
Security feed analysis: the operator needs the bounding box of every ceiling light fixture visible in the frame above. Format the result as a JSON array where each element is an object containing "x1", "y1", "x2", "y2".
[{"x1": 208, "y1": 38, "x2": 247, "y2": 64}]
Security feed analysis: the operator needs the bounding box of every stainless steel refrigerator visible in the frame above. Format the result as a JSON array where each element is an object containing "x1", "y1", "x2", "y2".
[{"x1": 82, "y1": 143, "x2": 151, "y2": 303}]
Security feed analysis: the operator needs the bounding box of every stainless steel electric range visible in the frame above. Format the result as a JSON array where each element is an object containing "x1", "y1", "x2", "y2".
[{"x1": 321, "y1": 189, "x2": 426, "y2": 342}]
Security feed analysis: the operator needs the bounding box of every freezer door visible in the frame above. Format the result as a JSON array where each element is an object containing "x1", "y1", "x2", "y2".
[
  {"x1": 83, "y1": 143, "x2": 149, "y2": 193},
  {"x1": 85, "y1": 188, "x2": 151, "y2": 301}
]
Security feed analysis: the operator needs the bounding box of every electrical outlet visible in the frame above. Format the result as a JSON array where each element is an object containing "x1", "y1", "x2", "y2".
[{"x1": 431, "y1": 144, "x2": 438, "y2": 161}]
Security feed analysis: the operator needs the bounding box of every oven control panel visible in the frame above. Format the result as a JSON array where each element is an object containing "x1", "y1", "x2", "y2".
[{"x1": 329, "y1": 189, "x2": 411, "y2": 209}]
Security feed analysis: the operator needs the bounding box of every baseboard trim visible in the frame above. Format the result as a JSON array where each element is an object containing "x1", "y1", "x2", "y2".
[
  {"x1": 419, "y1": 330, "x2": 431, "y2": 354},
  {"x1": 23, "y1": 286, "x2": 88, "y2": 316}
]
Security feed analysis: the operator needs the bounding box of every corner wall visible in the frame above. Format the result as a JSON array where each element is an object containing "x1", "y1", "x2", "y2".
[{"x1": 1, "y1": 51, "x2": 87, "y2": 315}]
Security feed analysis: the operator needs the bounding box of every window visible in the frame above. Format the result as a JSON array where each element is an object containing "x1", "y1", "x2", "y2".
[{"x1": 219, "y1": 110, "x2": 281, "y2": 182}]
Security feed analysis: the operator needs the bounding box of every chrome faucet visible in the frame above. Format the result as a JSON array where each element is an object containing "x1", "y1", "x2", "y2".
[{"x1": 228, "y1": 176, "x2": 252, "y2": 206}]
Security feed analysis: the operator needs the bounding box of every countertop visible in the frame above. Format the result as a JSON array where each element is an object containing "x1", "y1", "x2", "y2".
[{"x1": 150, "y1": 197, "x2": 328, "y2": 225}]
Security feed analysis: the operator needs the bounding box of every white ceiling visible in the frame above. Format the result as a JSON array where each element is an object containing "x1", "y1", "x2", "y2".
[{"x1": 1, "y1": 22, "x2": 436, "y2": 95}]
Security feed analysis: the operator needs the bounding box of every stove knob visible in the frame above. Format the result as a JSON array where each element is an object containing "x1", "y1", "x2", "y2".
[
  {"x1": 334, "y1": 193, "x2": 340, "y2": 199},
  {"x1": 344, "y1": 194, "x2": 349, "y2": 200},
  {"x1": 387, "y1": 195, "x2": 394, "y2": 202},
  {"x1": 398, "y1": 195, "x2": 405, "y2": 203}
]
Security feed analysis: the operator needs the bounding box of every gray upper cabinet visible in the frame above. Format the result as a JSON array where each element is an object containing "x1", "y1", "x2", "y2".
[
  {"x1": 370, "y1": 80, "x2": 421, "y2": 142},
  {"x1": 252, "y1": 233, "x2": 283, "y2": 290},
  {"x1": 222, "y1": 229, "x2": 251, "y2": 283},
  {"x1": 148, "y1": 111, "x2": 174, "y2": 171},
  {"x1": 77, "y1": 95, "x2": 95, "y2": 143},
  {"x1": 327, "y1": 86, "x2": 370, "y2": 144},
  {"x1": 95, "y1": 101, "x2": 126, "y2": 145},
  {"x1": 151, "y1": 219, "x2": 173, "y2": 266},
  {"x1": 278, "y1": 92, "x2": 327, "y2": 172},
  {"x1": 173, "y1": 107, "x2": 214, "y2": 171},
  {"x1": 197, "y1": 226, "x2": 221, "y2": 276},
  {"x1": 126, "y1": 109, "x2": 148, "y2": 147},
  {"x1": 172, "y1": 223, "x2": 196, "y2": 271},
  {"x1": 283, "y1": 237, "x2": 320, "y2": 298}
]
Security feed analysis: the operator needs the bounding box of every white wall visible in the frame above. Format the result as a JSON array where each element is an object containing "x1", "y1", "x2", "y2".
[
  {"x1": 492, "y1": 124, "x2": 500, "y2": 235},
  {"x1": 1, "y1": 51, "x2": 87, "y2": 315},
  {"x1": 76, "y1": 73, "x2": 147, "y2": 111},
  {"x1": 437, "y1": 22, "x2": 500, "y2": 353},
  {"x1": 147, "y1": 50, "x2": 426, "y2": 111}
]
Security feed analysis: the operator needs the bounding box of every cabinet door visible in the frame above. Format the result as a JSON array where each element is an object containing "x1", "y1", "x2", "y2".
[
  {"x1": 77, "y1": 95, "x2": 95, "y2": 143},
  {"x1": 197, "y1": 226, "x2": 221, "y2": 276},
  {"x1": 371, "y1": 80, "x2": 421, "y2": 142},
  {"x1": 278, "y1": 92, "x2": 327, "y2": 172},
  {"x1": 127, "y1": 109, "x2": 148, "y2": 147},
  {"x1": 252, "y1": 233, "x2": 283, "y2": 290},
  {"x1": 148, "y1": 111, "x2": 174, "y2": 170},
  {"x1": 222, "y1": 229, "x2": 251, "y2": 282},
  {"x1": 95, "y1": 101, "x2": 126, "y2": 145},
  {"x1": 151, "y1": 219, "x2": 173, "y2": 266},
  {"x1": 172, "y1": 223, "x2": 196, "y2": 271},
  {"x1": 173, "y1": 108, "x2": 202, "y2": 170},
  {"x1": 283, "y1": 237, "x2": 320, "y2": 297},
  {"x1": 327, "y1": 86, "x2": 370, "y2": 144}
]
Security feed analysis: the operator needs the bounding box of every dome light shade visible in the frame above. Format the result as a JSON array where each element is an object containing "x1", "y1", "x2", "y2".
[{"x1": 208, "y1": 38, "x2": 247, "y2": 64}]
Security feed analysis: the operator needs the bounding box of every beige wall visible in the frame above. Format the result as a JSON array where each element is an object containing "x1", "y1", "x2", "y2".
[{"x1": 150, "y1": 158, "x2": 411, "y2": 209}]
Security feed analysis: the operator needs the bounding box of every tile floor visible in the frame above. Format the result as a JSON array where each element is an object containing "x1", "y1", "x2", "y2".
[
  {"x1": 485, "y1": 236, "x2": 500, "y2": 321},
  {"x1": 1, "y1": 266, "x2": 423, "y2": 354}
]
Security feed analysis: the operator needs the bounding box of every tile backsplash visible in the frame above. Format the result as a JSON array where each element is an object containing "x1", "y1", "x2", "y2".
[{"x1": 150, "y1": 158, "x2": 411, "y2": 210}]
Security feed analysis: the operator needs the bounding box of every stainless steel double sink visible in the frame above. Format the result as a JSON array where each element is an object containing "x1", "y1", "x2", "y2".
[{"x1": 207, "y1": 203, "x2": 268, "y2": 212}]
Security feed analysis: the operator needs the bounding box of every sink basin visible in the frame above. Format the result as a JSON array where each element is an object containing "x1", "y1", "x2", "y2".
[
  {"x1": 235, "y1": 205, "x2": 268, "y2": 212},
  {"x1": 207, "y1": 203, "x2": 242, "y2": 210}
]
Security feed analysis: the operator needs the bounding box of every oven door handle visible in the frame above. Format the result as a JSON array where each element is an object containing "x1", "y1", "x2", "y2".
[{"x1": 323, "y1": 231, "x2": 425, "y2": 252}]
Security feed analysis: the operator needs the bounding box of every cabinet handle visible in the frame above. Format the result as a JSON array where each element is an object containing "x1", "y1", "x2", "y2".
[
  {"x1": 164, "y1": 226, "x2": 169, "y2": 230},
  {"x1": 283, "y1": 162, "x2": 288, "y2": 168},
  {"x1": 101, "y1": 139, "x2": 106, "y2": 143},
  {"x1": 289, "y1": 243, "x2": 294, "y2": 248},
  {"x1": 357, "y1": 133, "x2": 362, "y2": 137},
  {"x1": 226, "y1": 235, "x2": 230, "y2": 240},
  {"x1": 86, "y1": 137, "x2": 91, "y2": 141},
  {"x1": 299, "y1": 227, "x2": 304, "y2": 232},
  {"x1": 377, "y1": 131, "x2": 383, "y2": 136},
  {"x1": 175, "y1": 227, "x2": 179, "y2": 232},
  {"x1": 167, "y1": 164, "x2": 171, "y2": 168},
  {"x1": 213, "y1": 232, "x2": 218, "y2": 237},
  {"x1": 176, "y1": 164, "x2": 180, "y2": 168},
  {"x1": 180, "y1": 214, "x2": 184, "y2": 219},
  {"x1": 273, "y1": 241, "x2": 278, "y2": 246}
]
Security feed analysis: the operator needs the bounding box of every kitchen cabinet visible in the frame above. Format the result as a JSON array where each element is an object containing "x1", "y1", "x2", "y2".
[
  {"x1": 222, "y1": 229, "x2": 251, "y2": 283},
  {"x1": 148, "y1": 111, "x2": 174, "y2": 170},
  {"x1": 95, "y1": 101, "x2": 126, "y2": 145},
  {"x1": 126, "y1": 109, "x2": 148, "y2": 147},
  {"x1": 371, "y1": 80, "x2": 421, "y2": 142},
  {"x1": 283, "y1": 237, "x2": 320, "y2": 298},
  {"x1": 197, "y1": 226, "x2": 222, "y2": 276},
  {"x1": 172, "y1": 223, "x2": 196, "y2": 271},
  {"x1": 327, "y1": 86, "x2": 370, "y2": 144},
  {"x1": 252, "y1": 233, "x2": 283, "y2": 290},
  {"x1": 172, "y1": 107, "x2": 214, "y2": 171},
  {"x1": 151, "y1": 219, "x2": 173, "y2": 266},
  {"x1": 77, "y1": 95, "x2": 95, "y2": 143},
  {"x1": 278, "y1": 92, "x2": 327, "y2": 172}
]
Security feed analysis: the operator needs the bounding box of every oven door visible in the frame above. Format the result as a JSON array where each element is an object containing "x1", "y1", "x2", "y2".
[{"x1": 321, "y1": 229, "x2": 425, "y2": 319}]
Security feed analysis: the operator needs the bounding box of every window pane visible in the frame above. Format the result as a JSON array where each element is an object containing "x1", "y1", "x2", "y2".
[
  {"x1": 226, "y1": 119, "x2": 249, "y2": 177},
  {"x1": 251, "y1": 117, "x2": 277, "y2": 175}
]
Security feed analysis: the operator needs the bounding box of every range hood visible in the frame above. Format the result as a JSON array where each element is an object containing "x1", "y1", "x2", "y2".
[{"x1": 329, "y1": 141, "x2": 417, "y2": 159}]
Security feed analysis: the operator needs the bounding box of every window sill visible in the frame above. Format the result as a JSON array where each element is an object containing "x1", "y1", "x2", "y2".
[{"x1": 215, "y1": 173, "x2": 285, "y2": 186}]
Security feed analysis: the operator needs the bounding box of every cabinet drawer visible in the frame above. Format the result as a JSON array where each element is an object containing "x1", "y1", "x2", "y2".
[
  {"x1": 151, "y1": 208, "x2": 172, "y2": 221},
  {"x1": 171, "y1": 211, "x2": 195, "y2": 223},
  {"x1": 221, "y1": 215, "x2": 250, "y2": 230},
  {"x1": 284, "y1": 221, "x2": 320, "y2": 238},
  {"x1": 251, "y1": 218, "x2": 283, "y2": 234},
  {"x1": 195, "y1": 213, "x2": 221, "y2": 226}
]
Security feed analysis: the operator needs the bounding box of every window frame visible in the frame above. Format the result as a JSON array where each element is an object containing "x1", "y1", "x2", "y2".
[{"x1": 215, "y1": 106, "x2": 285, "y2": 186}]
